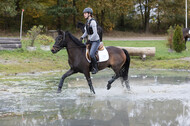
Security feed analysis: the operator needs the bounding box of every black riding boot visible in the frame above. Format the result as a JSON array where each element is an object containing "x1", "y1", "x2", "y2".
[{"x1": 91, "y1": 57, "x2": 98, "y2": 74}]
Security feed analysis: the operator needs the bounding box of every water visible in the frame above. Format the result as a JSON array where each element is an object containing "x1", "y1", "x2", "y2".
[{"x1": 0, "y1": 69, "x2": 190, "y2": 126}]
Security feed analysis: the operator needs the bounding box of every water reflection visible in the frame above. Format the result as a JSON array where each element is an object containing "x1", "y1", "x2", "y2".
[{"x1": 0, "y1": 69, "x2": 190, "y2": 126}]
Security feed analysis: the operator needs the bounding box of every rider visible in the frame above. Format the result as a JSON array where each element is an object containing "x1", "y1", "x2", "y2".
[{"x1": 80, "y1": 7, "x2": 100, "y2": 74}]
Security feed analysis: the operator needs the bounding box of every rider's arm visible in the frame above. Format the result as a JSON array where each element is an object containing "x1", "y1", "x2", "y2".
[
  {"x1": 89, "y1": 20, "x2": 99, "y2": 41},
  {"x1": 81, "y1": 27, "x2": 88, "y2": 39}
]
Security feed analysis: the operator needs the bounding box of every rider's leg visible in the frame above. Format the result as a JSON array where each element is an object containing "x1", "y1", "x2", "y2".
[{"x1": 90, "y1": 40, "x2": 100, "y2": 74}]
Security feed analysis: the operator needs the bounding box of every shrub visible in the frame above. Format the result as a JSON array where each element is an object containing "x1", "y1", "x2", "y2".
[
  {"x1": 35, "y1": 35, "x2": 54, "y2": 46},
  {"x1": 167, "y1": 26, "x2": 174, "y2": 49},
  {"x1": 172, "y1": 25, "x2": 185, "y2": 53},
  {"x1": 26, "y1": 25, "x2": 43, "y2": 47}
]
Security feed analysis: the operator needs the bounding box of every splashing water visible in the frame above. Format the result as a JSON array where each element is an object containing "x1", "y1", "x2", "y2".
[{"x1": 0, "y1": 69, "x2": 190, "y2": 126}]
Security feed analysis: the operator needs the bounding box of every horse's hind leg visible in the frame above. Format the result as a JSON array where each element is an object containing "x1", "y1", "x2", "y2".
[
  {"x1": 107, "y1": 75, "x2": 119, "y2": 90},
  {"x1": 124, "y1": 79, "x2": 130, "y2": 91},
  {"x1": 121, "y1": 74, "x2": 130, "y2": 91}
]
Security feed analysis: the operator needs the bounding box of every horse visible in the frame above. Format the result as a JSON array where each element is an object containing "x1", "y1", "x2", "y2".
[
  {"x1": 77, "y1": 21, "x2": 103, "y2": 42},
  {"x1": 183, "y1": 28, "x2": 190, "y2": 49},
  {"x1": 51, "y1": 30, "x2": 130, "y2": 94}
]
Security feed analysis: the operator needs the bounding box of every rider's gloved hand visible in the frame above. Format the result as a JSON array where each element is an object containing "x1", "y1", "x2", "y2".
[{"x1": 79, "y1": 37, "x2": 83, "y2": 42}]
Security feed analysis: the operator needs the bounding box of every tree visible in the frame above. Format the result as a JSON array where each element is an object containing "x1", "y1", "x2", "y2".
[
  {"x1": 27, "y1": 25, "x2": 43, "y2": 47},
  {"x1": 0, "y1": 0, "x2": 17, "y2": 17},
  {"x1": 0, "y1": 0, "x2": 17, "y2": 30},
  {"x1": 173, "y1": 25, "x2": 185, "y2": 53},
  {"x1": 135, "y1": 0, "x2": 157, "y2": 33},
  {"x1": 81, "y1": 0, "x2": 133, "y2": 31},
  {"x1": 47, "y1": 0, "x2": 76, "y2": 30},
  {"x1": 167, "y1": 26, "x2": 175, "y2": 50}
]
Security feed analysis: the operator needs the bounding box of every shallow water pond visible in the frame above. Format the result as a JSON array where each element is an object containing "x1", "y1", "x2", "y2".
[{"x1": 0, "y1": 69, "x2": 190, "y2": 126}]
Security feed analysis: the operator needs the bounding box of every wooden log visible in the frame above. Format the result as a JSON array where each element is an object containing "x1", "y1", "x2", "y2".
[
  {"x1": 0, "y1": 37, "x2": 20, "y2": 41},
  {"x1": 0, "y1": 47, "x2": 15, "y2": 50},
  {"x1": 0, "y1": 44, "x2": 22, "y2": 48},
  {"x1": 0, "y1": 37, "x2": 22, "y2": 50},
  {"x1": 0, "y1": 41, "x2": 21, "y2": 44},
  {"x1": 117, "y1": 46, "x2": 156, "y2": 60}
]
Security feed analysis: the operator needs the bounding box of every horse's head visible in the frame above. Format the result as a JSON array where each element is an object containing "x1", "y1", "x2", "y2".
[
  {"x1": 76, "y1": 21, "x2": 85, "y2": 33},
  {"x1": 51, "y1": 30, "x2": 67, "y2": 54}
]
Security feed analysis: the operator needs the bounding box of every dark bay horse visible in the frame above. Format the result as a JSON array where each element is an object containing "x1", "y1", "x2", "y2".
[
  {"x1": 51, "y1": 30, "x2": 130, "y2": 94},
  {"x1": 183, "y1": 28, "x2": 190, "y2": 49},
  {"x1": 77, "y1": 21, "x2": 103, "y2": 42}
]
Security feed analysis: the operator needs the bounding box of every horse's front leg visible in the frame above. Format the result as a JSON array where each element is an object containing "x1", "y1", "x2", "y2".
[
  {"x1": 57, "y1": 69, "x2": 75, "y2": 93},
  {"x1": 84, "y1": 72, "x2": 95, "y2": 94}
]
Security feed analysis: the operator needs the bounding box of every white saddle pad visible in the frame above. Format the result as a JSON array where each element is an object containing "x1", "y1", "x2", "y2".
[{"x1": 86, "y1": 46, "x2": 109, "y2": 63}]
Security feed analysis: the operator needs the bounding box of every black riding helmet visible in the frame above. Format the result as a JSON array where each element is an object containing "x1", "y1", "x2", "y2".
[{"x1": 83, "y1": 7, "x2": 93, "y2": 15}]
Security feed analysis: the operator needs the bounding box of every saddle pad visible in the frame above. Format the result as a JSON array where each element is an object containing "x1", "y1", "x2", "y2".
[{"x1": 86, "y1": 46, "x2": 109, "y2": 63}]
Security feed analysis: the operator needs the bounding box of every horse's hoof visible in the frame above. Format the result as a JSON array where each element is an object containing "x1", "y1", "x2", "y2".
[
  {"x1": 57, "y1": 88, "x2": 62, "y2": 93},
  {"x1": 92, "y1": 90, "x2": 96, "y2": 94},
  {"x1": 90, "y1": 89, "x2": 96, "y2": 94},
  {"x1": 127, "y1": 88, "x2": 131, "y2": 91},
  {"x1": 107, "y1": 85, "x2": 111, "y2": 90}
]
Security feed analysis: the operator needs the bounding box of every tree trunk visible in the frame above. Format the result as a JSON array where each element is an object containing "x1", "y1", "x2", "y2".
[
  {"x1": 120, "y1": 13, "x2": 125, "y2": 28},
  {"x1": 57, "y1": 0, "x2": 61, "y2": 30},
  {"x1": 144, "y1": 0, "x2": 150, "y2": 33},
  {"x1": 139, "y1": 0, "x2": 144, "y2": 30},
  {"x1": 73, "y1": 0, "x2": 76, "y2": 28},
  {"x1": 157, "y1": 7, "x2": 161, "y2": 32},
  {"x1": 101, "y1": 9, "x2": 105, "y2": 29}
]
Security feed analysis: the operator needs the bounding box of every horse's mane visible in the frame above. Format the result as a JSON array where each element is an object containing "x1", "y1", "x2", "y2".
[{"x1": 66, "y1": 31, "x2": 86, "y2": 48}]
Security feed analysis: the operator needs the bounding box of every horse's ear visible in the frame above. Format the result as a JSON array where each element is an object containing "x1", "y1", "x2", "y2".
[{"x1": 57, "y1": 30, "x2": 63, "y2": 35}]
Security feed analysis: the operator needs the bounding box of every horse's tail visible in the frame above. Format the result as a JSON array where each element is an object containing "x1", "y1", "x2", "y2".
[{"x1": 120, "y1": 49, "x2": 130, "y2": 80}]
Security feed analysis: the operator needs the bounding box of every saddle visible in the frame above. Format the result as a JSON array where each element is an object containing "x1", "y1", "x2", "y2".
[{"x1": 86, "y1": 42, "x2": 107, "y2": 62}]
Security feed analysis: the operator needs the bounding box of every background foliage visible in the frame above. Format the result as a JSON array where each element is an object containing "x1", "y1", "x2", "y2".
[{"x1": 0, "y1": 0, "x2": 188, "y2": 33}]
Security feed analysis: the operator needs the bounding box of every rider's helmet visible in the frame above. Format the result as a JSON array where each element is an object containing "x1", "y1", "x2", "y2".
[{"x1": 83, "y1": 7, "x2": 93, "y2": 15}]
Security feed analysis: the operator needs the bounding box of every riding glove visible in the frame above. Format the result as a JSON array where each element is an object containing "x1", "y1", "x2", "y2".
[{"x1": 79, "y1": 37, "x2": 83, "y2": 42}]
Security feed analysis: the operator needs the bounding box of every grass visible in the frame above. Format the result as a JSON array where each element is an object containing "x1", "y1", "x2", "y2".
[
  {"x1": 104, "y1": 40, "x2": 190, "y2": 70},
  {"x1": 0, "y1": 39, "x2": 69, "y2": 74},
  {"x1": 104, "y1": 40, "x2": 190, "y2": 60},
  {"x1": 0, "y1": 39, "x2": 190, "y2": 75}
]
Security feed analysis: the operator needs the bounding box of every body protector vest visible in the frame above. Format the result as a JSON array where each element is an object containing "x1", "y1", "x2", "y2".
[{"x1": 85, "y1": 18, "x2": 97, "y2": 35}]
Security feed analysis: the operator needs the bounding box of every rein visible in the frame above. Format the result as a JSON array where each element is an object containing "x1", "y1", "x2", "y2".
[
  {"x1": 66, "y1": 45, "x2": 86, "y2": 49},
  {"x1": 53, "y1": 31, "x2": 86, "y2": 51}
]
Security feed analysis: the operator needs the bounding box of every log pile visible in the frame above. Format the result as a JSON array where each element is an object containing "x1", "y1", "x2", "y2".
[{"x1": 0, "y1": 37, "x2": 22, "y2": 50}]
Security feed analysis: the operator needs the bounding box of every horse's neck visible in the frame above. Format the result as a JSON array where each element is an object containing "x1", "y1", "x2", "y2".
[{"x1": 66, "y1": 38, "x2": 84, "y2": 58}]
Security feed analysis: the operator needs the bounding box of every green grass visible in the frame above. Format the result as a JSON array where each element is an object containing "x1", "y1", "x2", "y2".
[
  {"x1": 104, "y1": 40, "x2": 190, "y2": 70},
  {"x1": 0, "y1": 40, "x2": 69, "y2": 74},
  {"x1": 104, "y1": 40, "x2": 190, "y2": 60},
  {"x1": 0, "y1": 39, "x2": 190, "y2": 74}
]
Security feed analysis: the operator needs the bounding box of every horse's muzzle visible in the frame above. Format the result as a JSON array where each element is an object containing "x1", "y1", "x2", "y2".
[{"x1": 51, "y1": 47, "x2": 58, "y2": 54}]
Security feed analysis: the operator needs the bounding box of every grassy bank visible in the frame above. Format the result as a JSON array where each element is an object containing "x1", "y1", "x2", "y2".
[
  {"x1": 0, "y1": 40, "x2": 190, "y2": 75},
  {"x1": 104, "y1": 40, "x2": 190, "y2": 70},
  {"x1": 0, "y1": 41, "x2": 69, "y2": 74}
]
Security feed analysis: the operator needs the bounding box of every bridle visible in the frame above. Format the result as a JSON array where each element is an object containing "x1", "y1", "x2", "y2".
[
  {"x1": 52, "y1": 32, "x2": 66, "y2": 51},
  {"x1": 52, "y1": 31, "x2": 86, "y2": 52}
]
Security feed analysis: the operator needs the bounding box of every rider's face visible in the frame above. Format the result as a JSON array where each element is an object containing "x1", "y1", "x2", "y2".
[{"x1": 84, "y1": 13, "x2": 89, "y2": 19}]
